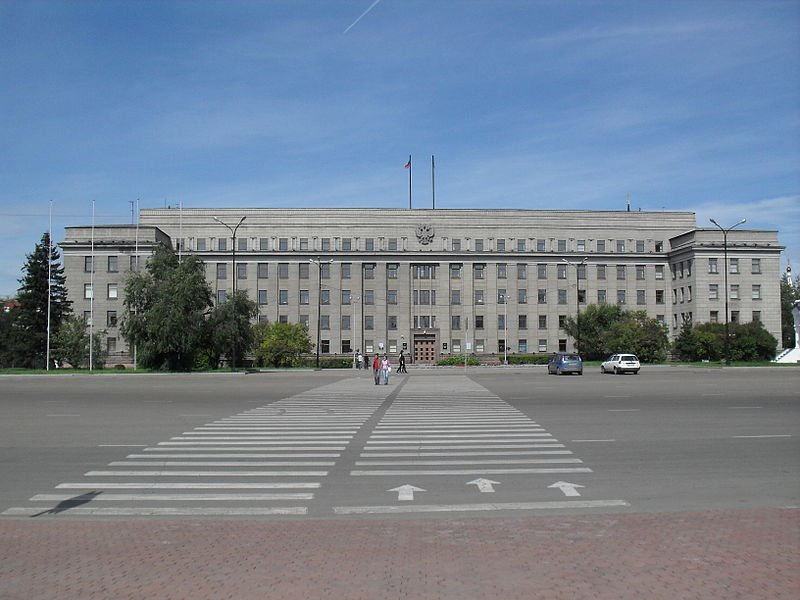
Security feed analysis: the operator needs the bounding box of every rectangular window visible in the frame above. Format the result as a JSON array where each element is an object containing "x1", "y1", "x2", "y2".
[
  {"x1": 279, "y1": 263, "x2": 289, "y2": 279},
  {"x1": 496, "y1": 238, "x2": 506, "y2": 252},
  {"x1": 388, "y1": 238, "x2": 398, "y2": 251},
  {"x1": 364, "y1": 290, "x2": 374, "y2": 305},
  {"x1": 538, "y1": 339, "x2": 547, "y2": 352},
  {"x1": 536, "y1": 239, "x2": 546, "y2": 252},
  {"x1": 616, "y1": 265, "x2": 626, "y2": 280},
  {"x1": 710, "y1": 310, "x2": 719, "y2": 323},
  {"x1": 107, "y1": 256, "x2": 118, "y2": 272},
  {"x1": 538, "y1": 315, "x2": 547, "y2": 329},
  {"x1": 364, "y1": 264, "x2": 375, "y2": 279},
  {"x1": 475, "y1": 339, "x2": 484, "y2": 353},
  {"x1": 655, "y1": 241, "x2": 664, "y2": 252},
  {"x1": 450, "y1": 263, "x2": 462, "y2": 279},
  {"x1": 597, "y1": 289, "x2": 607, "y2": 303},
  {"x1": 341, "y1": 339, "x2": 352, "y2": 354},
  {"x1": 107, "y1": 311, "x2": 117, "y2": 327},
  {"x1": 617, "y1": 290, "x2": 626, "y2": 304},
  {"x1": 517, "y1": 239, "x2": 526, "y2": 252},
  {"x1": 320, "y1": 263, "x2": 331, "y2": 279},
  {"x1": 321, "y1": 238, "x2": 331, "y2": 251},
  {"x1": 558, "y1": 289, "x2": 567, "y2": 304},
  {"x1": 387, "y1": 289, "x2": 398, "y2": 304},
  {"x1": 388, "y1": 316, "x2": 398, "y2": 330},
  {"x1": 537, "y1": 289, "x2": 546, "y2": 304},
  {"x1": 751, "y1": 258, "x2": 761, "y2": 274},
  {"x1": 636, "y1": 240, "x2": 645, "y2": 253},
  {"x1": 299, "y1": 263, "x2": 309, "y2": 279},
  {"x1": 107, "y1": 283, "x2": 118, "y2": 299},
  {"x1": 257, "y1": 263, "x2": 269, "y2": 279},
  {"x1": 279, "y1": 238, "x2": 288, "y2": 251},
  {"x1": 237, "y1": 263, "x2": 247, "y2": 280},
  {"x1": 616, "y1": 240, "x2": 625, "y2": 253},
  {"x1": 217, "y1": 290, "x2": 227, "y2": 304},
  {"x1": 107, "y1": 337, "x2": 117, "y2": 353},
  {"x1": 656, "y1": 290, "x2": 665, "y2": 304},
  {"x1": 364, "y1": 315, "x2": 374, "y2": 330},
  {"x1": 218, "y1": 238, "x2": 228, "y2": 251},
  {"x1": 518, "y1": 289, "x2": 527, "y2": 304},
  {"x1": 752, "y1": 311, "x2": 761, "y2": 322},
  {"x1": 557, "y1": 264, "x2": 567, "y2": 279},
  {"x1": 451, "y1": 315, "x2": 461, "y2": 330},
  {"x1": 452, "y1": 238, "x2": 461, "y2": 251},
  {"x1": 751, "y1": 284, "x2": 761, "y2": 300},
  {"x1": 709, "y1": 284, "x2": 719, "y2": 300},
  {"x1": 320, "y1": 290, "x2": 330, "y2": 305},
  {"x1": 498, "y1": 289, "x2": 508, "y2": 304},
  {"x1": 321, "y1": 340, "x2": 330, "y2": 354},
  {"x1": 387, "y1": 264, "x2": 398, "y2": 279},
  {"x1": 299, "y1": 314, "x2": 309, "y2": 327},
  {"x1": 197, "y1": 238, "x2": 207, "y2": 251},
  {"x1": 299, "y1": 238, "x2": 309, "y2": 251},
  {"x1": 238, "y1": 238, "x2": 247, "y2": 252},
  {"x1": 365, "y1": 238, "x2": 375, "y2": 251},
  {"x1": 279, "y1": 290, "x2": 288, "y2": 305},
  {"x1": 708, "y1": 258, "x2": 718, "y2": 273},
  {"x1": 730, "y1": 284, "x2": 739, "y2": 299},
  {"x1": 578, "y1": 289, "x2": 586, "y2": 304},
  {"x1": 537, "y1": 264, "x2": 547, "y2": 279},
  {"x1": 731, "y1": 310, "x2": 740, "y2": 323},
  {"x1": 558, "y1": 315, "x2": 567, "y2": 329},
  {"x1": 636, "y1": 265, "x2": 645, "y2": 280},
  {"x1": 341, "y1": 290, "x2": 351, "y2": 305},
  {"x1": 474, "y1": 290, "x2": 485, "y2": 305},
  {"x1": 451, "y1": 290, "x2": 461, "y2": 305},
  {"x1": 557, "y1": 239, "x2": 567, "y2": 252},
  {"x1": 341, "y1": 263, "x2": 351, "y2": 279},
  {"x1": 655, "y1": 265, "x2": 665, "y2": 280},
  {"x1": 474, "y1": 239, "x2": 484, "y2": 252},
  {"x1": 130, "y1": 256, "x2": 141, "y2": 272},
  {"x1": 474, "y1": 264, "x2": 485, "y2": 279},
  {"x1": 259, "y1": 238, "x2": 269, "y2": 251},
  {"x1": 730, "y1": 259, "x2": 739, "y2": 274},
  {"x1": 342, "y1": 238, "x2": 352, "y2": 251},
  {"x1": 475, "y1": 315, "x2": 484, "y2": 329},
  {"x1": 497, "y1": 264, "x2": 507, "y2": 279},
  {"x1": 577, "y1": 240, "x2": 586, "y2": 252},
  {"x1": 84, "y1": 256, "x2": 94, "y2": 273},
  {"x1": 597, "y1": 240, "x2": 606, "y2": 252},
  {"x1": 84, "y1": 310, "x2": 92, "y2": 325},
  {"x1": 518, "y1": 315, "x2": 527, "y2": 330},
  {"x1": 259, "y1": 290, "x2": 268, "y2": 305},
  {"x1": 517, "y1": 263, "x2": 527, "y2": 279},
  {"x1": 597, "y1": 264, "x2": 606, "y2": 280},
  {"x1": 320, "y1": 315, "x2": 330, "y2": 330},
  {"x1": 577, "y1": 264, "x2": 586, "y2": 280},
  {"x1": 637, "y1": 290, "x2": 646, "y2": 305},
  {"x1": 216, "y1": 263, "x2": 227, "y2": 280}
]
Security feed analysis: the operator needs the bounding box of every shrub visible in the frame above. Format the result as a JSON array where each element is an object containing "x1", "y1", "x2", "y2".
[{"x1": 437, "y1": 355, "x2": 480, "y2": 366}]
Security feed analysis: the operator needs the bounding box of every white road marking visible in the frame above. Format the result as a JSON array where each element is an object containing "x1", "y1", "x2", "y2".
[
  {"x1": 733, "y1": 434, "x2": 791, "y2": 439},
  {"x1": 571, "y1": 439, "x2": 616, "y2": 443},
  {"x1": 32, "y1": 493, "x2": 313, "y2": 502},
  {"x1": 108, "y1": 461, "x2": 335, "y2": 467},
  {"x1": 126, "y1": 453, "x2": 341, "y2": 459},
  {"x1": 158, "y1": 441, "x2": 347, "y2": 446},
  {"x1": 46, "y1": 414, "x2": 80, "y2": 417},
  {"x1": 355, "y1": 458, "x2": 583, "y2": 466},
  {"x1": 98, "y1": 444, "x2": 148, "y2": 447},
  {"x1": 466, "y1": 478, "x2": 500, "y2": 493},
  {"x1": 85, "y1": 470, "x2": 328, "y2": 477},
  {"x1": 364, "y1": 444, "x2": 563, "y2": 450},
  {"x1": 360, "y1": 450, "x2": 572, "y2": 457},
  {"x1": 148, "y1": 445, "x2": 347, "y2": 451},
  {"x1": 56, "y1": 482, "x2": 320, "y2": 489},
  {"x1": 608, "y1": 409, "x2": 640, "y2": 412},
  {"x1": 334, "y1": 499, "x2": 629, "y2": 515},
  {"x1": 351, "y1": 468, "x2": 593, "y2": 476},
  {"x1": 2, "y1": 507, "x2": 308, "y2": 516},
  {"x1": 727, "y1": 406, "x2": 763, "y2": 409},
  {"x1": 548, "y1": 481, "x2": 585, "y2": 497},
  {"x1": 388, "y1": 484, "x2": 426, "y2": 501}
]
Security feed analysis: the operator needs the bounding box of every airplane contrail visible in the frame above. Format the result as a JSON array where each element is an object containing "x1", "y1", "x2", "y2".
[{"x1": 344, "y1": 0, "x2": 383, "y2": 34}]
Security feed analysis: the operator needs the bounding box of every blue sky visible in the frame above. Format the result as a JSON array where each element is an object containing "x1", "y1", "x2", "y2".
[{"x1": 1, "y1": 0, "x2": 798, "y2": 296}]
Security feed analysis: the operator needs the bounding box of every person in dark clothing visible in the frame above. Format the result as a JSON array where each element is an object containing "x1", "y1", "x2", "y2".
[{"x1": 398, "y1": 350, "x2": 407, "y2": 373}]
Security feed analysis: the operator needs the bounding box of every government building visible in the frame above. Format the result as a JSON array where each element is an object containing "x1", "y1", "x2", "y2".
[{"x1": 58, "y1": 208, "x2": 784, "y2": 365}]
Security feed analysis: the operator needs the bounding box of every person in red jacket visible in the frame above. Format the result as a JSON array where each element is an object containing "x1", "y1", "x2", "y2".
[{"x1": 372, "y1": 354, "x2": 381, "y2": 385}]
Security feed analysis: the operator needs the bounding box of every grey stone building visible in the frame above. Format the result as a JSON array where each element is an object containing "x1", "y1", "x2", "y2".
[{"x1": 59, "y1": 208, "x2": 784, "y2": 365}]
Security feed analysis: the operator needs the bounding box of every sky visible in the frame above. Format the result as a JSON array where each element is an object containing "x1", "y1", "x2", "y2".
[{"x1": 1, "y1": 0, "x2": 798, "y2": 297}]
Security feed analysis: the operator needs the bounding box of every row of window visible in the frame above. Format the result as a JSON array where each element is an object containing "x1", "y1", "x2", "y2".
[
  {"x1": 707, "y1": 257, "x2": 761, "y2": 275},
  {"x1": 177, "y1": 237, "x2": 667, "y2": 254},
  {"x1": 707, "y1": 284, "x2": 762, "y2": 300}
]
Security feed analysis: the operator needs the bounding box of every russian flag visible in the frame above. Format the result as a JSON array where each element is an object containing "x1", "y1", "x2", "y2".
[{"x1": 404, "y1": 156, "x2": 411, "y2": 169}]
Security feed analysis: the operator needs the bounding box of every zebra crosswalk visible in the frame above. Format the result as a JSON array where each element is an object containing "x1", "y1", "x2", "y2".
[{"x1": 2, "y1": 375, "x2": 628, "y2": 518}]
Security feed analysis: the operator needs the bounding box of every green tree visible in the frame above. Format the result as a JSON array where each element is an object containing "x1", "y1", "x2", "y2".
[
  {"x1": 121, "y1": 246, "x2": 213, "y2": 371},
  {"x1": 599, "y1": 310, "x2": 670, "y2": 363},
  {"x1": 53, "y1": 315, "x2": 108, "y2": 369},
  {"x1": 780, "y1": 272, "x2": 799, "y2": 348},
  {"x1": 254, "y1": 321, "x2": 312, "y2": 368},
  {"x1": 12, "y1": 233, "x2": 72, "y2": 368},
  {"x1": 0, "y1": 304, "x2": 15, "y2": 368},
  {"x1": 209, "y1": 290, "x2": 258, "y2": 368},
  {"x1": 563, "y1": 303, "x2": 624, "y2": 359},
  {"x1": 672, "y1": 321, "x2": 776, "y2": 362}
]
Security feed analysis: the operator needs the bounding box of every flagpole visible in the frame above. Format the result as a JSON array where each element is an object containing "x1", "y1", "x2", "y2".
[
  {"x1": 407, "y1": 154, "x2": 412, "y2": 209},
  {"x1": 431, "y1": 155, "x2": 436, "y2": 209},
  {"x1": 46, "y1": 200, "x2": 53, "y2": 370}
]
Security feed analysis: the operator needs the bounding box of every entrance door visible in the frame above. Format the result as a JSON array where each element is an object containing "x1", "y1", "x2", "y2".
[{"x1": 413, "y1": 333, "x2": 437, "y2": 365}]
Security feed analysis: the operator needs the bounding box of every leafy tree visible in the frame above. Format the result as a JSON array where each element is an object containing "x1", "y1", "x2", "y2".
[
  {"x1": 780, "y1": 272, "x2": 800, "y2": 348},
  {"x1": 562, "y1": 303, "x2": 624, "y2": 359},
  {"x1": 53, "y1": 315, "x2": 108, "y2": 369},
  {"x1": 672, "y1": 321, "x2": 777, "y2": 362},
  {"x1": 254, "y1": 321, "x2": 312, "y2": 368},
  {"x1": 121, "y1": 246, "x2": 213, "y2": 371},
  {"x1": 209, "y1": 290, "x2": 258, "y2": 368},
  {"x1": 12, "y1": 233, "x2": 72, "y2": 368},
  {"x1": 600, "y1": 310, "x2": 670, "y2": 363},
  {"x1": 0, "y1": 304, "x2": 15, "y2": 368}
]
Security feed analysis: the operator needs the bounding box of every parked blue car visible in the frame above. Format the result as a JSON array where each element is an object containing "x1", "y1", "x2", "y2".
[{"x1": 547, "y1": 352, "x2": 583, "y2": 375}]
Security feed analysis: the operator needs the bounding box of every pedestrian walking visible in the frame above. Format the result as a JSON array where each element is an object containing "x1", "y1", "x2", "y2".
[
  {"x1": 381, "y1": 354, "x2": 391, "y2": 385},
  {"x1": 356, "y1": 350, "x2": 363, "y2": 370},
  {"x1": 398, "y1": 350, "x2": 407, "y2": 374},
  {"x1": 372, "y1": 354, "x2": 381, "y2": 385}
]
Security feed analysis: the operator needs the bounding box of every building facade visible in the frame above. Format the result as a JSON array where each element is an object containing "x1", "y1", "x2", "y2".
[{"x1": 59, "y1": 208, "x2": 784, "y2": 365}]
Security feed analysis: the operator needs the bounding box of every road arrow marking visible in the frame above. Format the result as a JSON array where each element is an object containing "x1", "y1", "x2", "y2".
[
  {"x1": 388, "y1": 484, "x2": 426, "y2": 501},
  {"x1": 467, "y1": 478, "x2": 501, "y2": 493},
  {"x1": 548, "y1": 481, "x2": 584, "y2": 497}
]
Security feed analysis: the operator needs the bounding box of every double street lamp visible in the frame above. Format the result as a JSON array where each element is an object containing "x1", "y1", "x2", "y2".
[
  {"x1": 562, "y1": 257, "x2": 588, "y2": 354},
  {"x1": 499, "y1": 293, "x2": 511, "y2": 365},
  {"x1": 710, "y1": 218, "x2": 746, "y2": 365},
  {"x1": 310, "y1": 257, "x2": 333, "y2": 369},
  {"x1": 213, "y1": 215, "x2": 247, "y2": 371}
]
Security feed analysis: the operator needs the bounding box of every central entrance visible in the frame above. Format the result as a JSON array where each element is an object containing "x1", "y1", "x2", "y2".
[{"x1": 413, "y1": 330, "x2": 438, "y2": 365}]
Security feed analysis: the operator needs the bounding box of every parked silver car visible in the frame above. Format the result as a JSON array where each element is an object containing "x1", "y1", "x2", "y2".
[{"x1": 601, "y1": 354, "x2": 641, "y2": 375}]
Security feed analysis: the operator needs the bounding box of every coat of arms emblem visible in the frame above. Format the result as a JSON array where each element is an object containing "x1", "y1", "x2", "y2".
[{"x1": 416, "y1": 224, "x2": 435, "y2": 245}]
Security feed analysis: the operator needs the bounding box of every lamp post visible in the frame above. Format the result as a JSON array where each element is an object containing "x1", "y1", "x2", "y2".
[
  {"x1": 710, "y1": 218, "x2": 746, "y2": 365},
  {"x1": 500, "y1": 293, "x2": 510, "y2": 365},
  {"x1": 562, "y1": 257, "x2": 588, "y2": 354},
  {"x1": 213, "y1": 215, "x2": 247, "y2": 371},
  {"x1": 350, "y1": 294, "x2": 360, "y2": 368},
  {"x1": 310, "y1": 258, "x2": 333, "y2": 369}
]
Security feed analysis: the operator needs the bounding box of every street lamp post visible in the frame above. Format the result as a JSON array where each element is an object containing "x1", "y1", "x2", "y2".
[
  {"x1": 310, "y1": 258, "x2": 333, "y2": 369},
  {"x1": 500, "y1": 293, "x2": 510, "y2": 365},
  {"x1": 710, "y1": 218, "x2": 746, "y2": 366},
  {"x1": 213, "y1": 215, "x2": 247, "y2": 371},
  {"x1": 562, "y1": 257, "x2": 588, "y2": 355},
  {"x1": 350, "y1": 294, "x2": 360, "y2": 368}
]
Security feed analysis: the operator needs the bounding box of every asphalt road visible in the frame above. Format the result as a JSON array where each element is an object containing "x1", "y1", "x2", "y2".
[{"x1": 0, "y1": 366, "x2": 798, "y2": 519}]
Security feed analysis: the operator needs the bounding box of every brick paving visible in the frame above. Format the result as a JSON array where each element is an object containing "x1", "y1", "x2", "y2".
[{"x1": 1, "y1": 508, "x2": 798, "y2": 600}]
